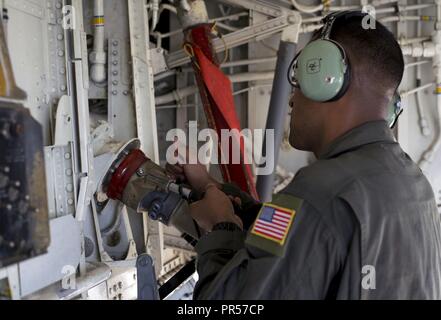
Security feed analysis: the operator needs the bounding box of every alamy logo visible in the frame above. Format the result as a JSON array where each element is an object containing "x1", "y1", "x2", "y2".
[
  {"x1": 361, "y1": 265, "x2": 376, "y2": 290},
  {"x1": 61, "y1": 265, "x2": 76, "y2": 290},
  {"x1": 62, "y1": 5, "x2": 76, "y2": 30},
  {"x1": 361, "y1": 6, "x2": 376, "y2": 30},
  {"x1": 166, "y1": 121, "x2": 276, "y2": 175}
]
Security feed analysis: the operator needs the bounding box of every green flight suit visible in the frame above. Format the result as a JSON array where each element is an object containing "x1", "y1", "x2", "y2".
[{"x1": 193, "y1": 121, "x2": 441, "y2": 299}]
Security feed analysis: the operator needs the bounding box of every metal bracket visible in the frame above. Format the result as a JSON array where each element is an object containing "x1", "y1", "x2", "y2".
[
  {"x1": 136, "y1": 254, "x2": 159, "y2": 300},
  {"x1": 166, "y1": 0, "x2": 302, "y2": 69}
]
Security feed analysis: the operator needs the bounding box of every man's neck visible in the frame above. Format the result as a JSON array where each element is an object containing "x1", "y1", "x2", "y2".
[{"x1": 312, "y1": 116, "x2": 385, "y2": 157}]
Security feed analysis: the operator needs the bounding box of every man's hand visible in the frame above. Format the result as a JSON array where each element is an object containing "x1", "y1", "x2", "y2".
[
  {"x1": 166, "y1": 163, "x2": 221, "y2": 193},
  {"x1": 190, "y1": 184, "x2": 243, "y2": 232}
]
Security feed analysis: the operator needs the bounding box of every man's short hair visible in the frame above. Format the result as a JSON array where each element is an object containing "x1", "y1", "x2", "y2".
[{"x1": 328, "y1": 14, "x2": 404, "y2": 93}]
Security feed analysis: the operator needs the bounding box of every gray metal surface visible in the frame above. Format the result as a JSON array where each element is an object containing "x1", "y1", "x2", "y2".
[
  {"x1": 136, "y1": 254, "x2": 159, "y2": 300},
  {"x1": 18, "y1": 214, "x2": 82, "y2": 297},
  {"x1": 44, "y1": 144, "x2": 76, "y2": 218},
  {"x1": 256, "y1": 40, "x2": 297, "y2": 202}
]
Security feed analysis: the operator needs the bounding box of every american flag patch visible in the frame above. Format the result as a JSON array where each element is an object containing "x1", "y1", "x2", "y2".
[{"x1": 251, "y1": 204, "x2": 296, "y2": 245}]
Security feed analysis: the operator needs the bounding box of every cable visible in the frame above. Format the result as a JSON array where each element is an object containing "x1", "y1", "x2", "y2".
[
  {"x1": 211, "y1": 21, "x2": 230, "y2": 64},
  {"x1": 183, "y1": 43, "x2": 200, "y2": 70}
]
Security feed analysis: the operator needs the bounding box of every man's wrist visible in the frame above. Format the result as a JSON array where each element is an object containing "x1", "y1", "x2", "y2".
[{"x1": 212, "y1": 221, "x2": 243, "y2": 232}]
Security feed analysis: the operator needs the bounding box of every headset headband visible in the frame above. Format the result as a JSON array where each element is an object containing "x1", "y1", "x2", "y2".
[{"x1": 320, "y1": 10, "x2": 370, "y2": 40}]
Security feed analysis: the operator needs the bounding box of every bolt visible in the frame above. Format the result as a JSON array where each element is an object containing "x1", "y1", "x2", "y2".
[
  {"x1": 60, "y1": 85, "x2": 67, "y2": 92},
  {"x1": 112, "y1": 80, "x2": 118, "y2": 86},
  {"x1": 0, "y1": 173, "x2": 9, "y2": 188},
  {"x1": 113, "y1": 50, "x2": 118, "y2": 56},
  {"x1": 113, "y1": 71, "x2": 118, "y2": 76},
  {"x1": 113, "y1": 40, "x2": 119, "y2": 46},
  {"x1": 64, "y1": 152, "x2": 71, "y2": 159},
  {"x1": 123, "y1": 91, "x2": 129, "y2": 96},
  {"x1": 65, "y1": 168, "x2": 73, "y2": 176},
  {"x1": 58, "y1": 50, "x2": 65, "y2": 57},
  {"x1": 57, "y1": 33, "x2": 64, "y2": 41},
  {"x1": 67, "y1": 198, "x2": 74, "y2": 205},
  {"x1": 288, "y1": 15, "x2": 298, "y2": 24},
  {"x1": 113, "y1": 60, "x2": 118, "y2": 66},
  {"x1": 112, "y1": 90, "x2": 118, "y2": 96},
  {"x1": 9, "y1": 187, "x2": 19, "y2": 202}
]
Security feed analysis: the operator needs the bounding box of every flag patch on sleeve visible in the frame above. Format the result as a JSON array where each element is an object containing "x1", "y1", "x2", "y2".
[{"x1": 251, "y1": 203, "x2": 296, "y2": 246}]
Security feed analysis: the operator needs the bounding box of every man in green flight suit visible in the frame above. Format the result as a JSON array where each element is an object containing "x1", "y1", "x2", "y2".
[{"x1": 167, "y1": 11, "x2": 441, "y2": 299}]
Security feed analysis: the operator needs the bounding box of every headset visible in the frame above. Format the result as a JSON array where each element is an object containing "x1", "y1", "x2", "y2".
[{"x1": 287, "y1": 10, "x2": 403, "y2": 128}]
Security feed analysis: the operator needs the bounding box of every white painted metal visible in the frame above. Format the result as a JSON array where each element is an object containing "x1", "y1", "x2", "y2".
[{"x1": 128, "y1": 0, "x2": 164, "y2": 277}]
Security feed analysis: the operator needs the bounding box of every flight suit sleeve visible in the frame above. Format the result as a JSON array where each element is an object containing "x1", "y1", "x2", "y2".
[
  {"x1": 193, "y1": 196, "x2": 345, "y2": 300},
  {"x1": 221, "y1": 183, "x2": 262, "y2": 231}
]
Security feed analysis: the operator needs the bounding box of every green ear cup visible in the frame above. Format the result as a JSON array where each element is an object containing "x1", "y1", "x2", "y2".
[{"x1": 296, "y1": 39, "x2": 348, "y2": 102}]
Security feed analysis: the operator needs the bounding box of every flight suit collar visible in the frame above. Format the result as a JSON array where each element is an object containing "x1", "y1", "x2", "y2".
[{"x1": 318, "y1": 120, "x2": 396, "y2": 160}]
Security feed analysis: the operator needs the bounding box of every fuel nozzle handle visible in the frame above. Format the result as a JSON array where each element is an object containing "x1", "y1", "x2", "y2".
[{"x1": 166, "y1": 182, "x2": 203, "y2": 203}]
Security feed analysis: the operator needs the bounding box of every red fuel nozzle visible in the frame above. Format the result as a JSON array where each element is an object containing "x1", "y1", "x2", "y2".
[{"x1": 106, "y1": 149, "x2": 148, "y2": 200}]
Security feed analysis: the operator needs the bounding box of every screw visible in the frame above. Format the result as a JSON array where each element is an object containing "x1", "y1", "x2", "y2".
[{"x1": 288, "y1": 15, "x2": 298, "y2": 24}]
